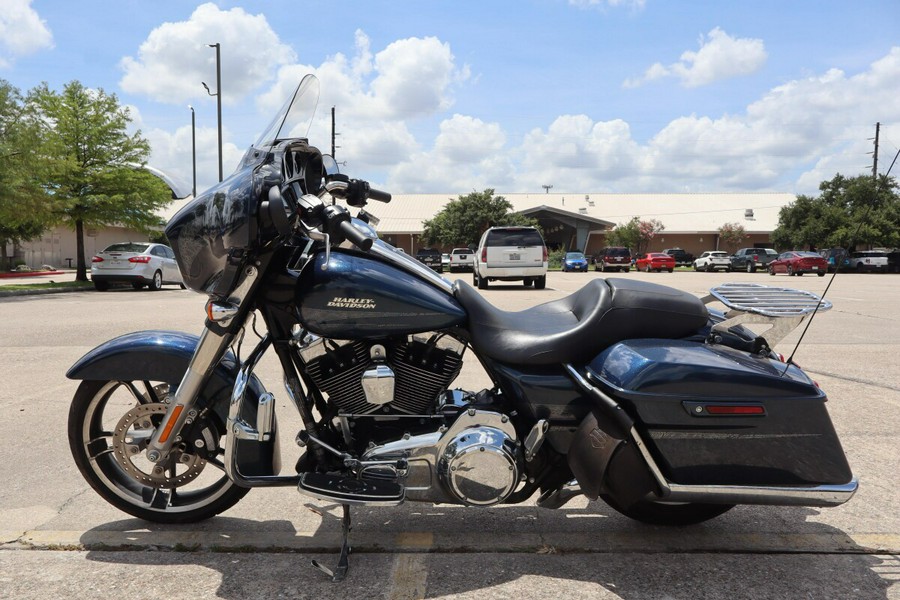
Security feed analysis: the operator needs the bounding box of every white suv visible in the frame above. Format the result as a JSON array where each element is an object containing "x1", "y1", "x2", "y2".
[{"x1": 473, "y1": 226, "x2": 548, "y2": 289}]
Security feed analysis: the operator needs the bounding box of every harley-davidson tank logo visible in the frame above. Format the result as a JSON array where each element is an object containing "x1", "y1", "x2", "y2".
[{"x1": 326, "y1": 297, "x2": 377, "y2": 310}]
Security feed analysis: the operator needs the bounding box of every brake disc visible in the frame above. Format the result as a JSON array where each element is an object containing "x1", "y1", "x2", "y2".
[{"x1": 111, "y1": 402, "x2": 207, "y2": 489}]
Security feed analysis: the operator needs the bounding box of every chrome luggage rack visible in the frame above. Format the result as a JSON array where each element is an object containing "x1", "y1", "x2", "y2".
[{"x1": 701, "y1": 283, "x2": 832, "y2": 350}]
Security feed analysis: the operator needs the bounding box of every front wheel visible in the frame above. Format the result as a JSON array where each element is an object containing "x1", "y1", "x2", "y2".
[
  {"x1": 787, "y1": 265, "x2": 795, "y2": 276},
  {"x1": 601, "y1": 494, "x2": 734, "y2": 526},
  {"x1": 68, "y1": 379, "x2": 249, "y2": 523},
  {"x1": 768, "y1": 265, "x2": 776, "y2": 276}
]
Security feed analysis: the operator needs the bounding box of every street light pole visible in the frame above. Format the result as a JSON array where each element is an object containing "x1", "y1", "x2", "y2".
[
  {"x1": 188, "y1": 105, "x2": 196, "y2": 197},
  {"x1": 202, "y1": 42, "x2": 223, "y2": 182}
]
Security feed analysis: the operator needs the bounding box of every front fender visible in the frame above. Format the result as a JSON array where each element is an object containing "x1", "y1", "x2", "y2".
[{"x1": 67, "y1": 329, "x2": 267, "y2": 417}]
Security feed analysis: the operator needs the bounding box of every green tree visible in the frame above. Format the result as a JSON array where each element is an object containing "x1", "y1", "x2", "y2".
[
  {"x1": 605, "y1": 216, "x2": 664, "y2": 255},
  {"x1": 27, "y1": 81, "x2": 172, "y2": 280},
  {"x1": 0, "y1": 80, "x2": 54, "y2": 270},
  {"x1": 421, "y1": 189, "x2": 538, "y2": 247},
  {"x1": 772, "y1": 173, "x2": 899, "y2": 251},
  {"x1": 718, "y1": 222, "x2": 748, "y2": 253}
]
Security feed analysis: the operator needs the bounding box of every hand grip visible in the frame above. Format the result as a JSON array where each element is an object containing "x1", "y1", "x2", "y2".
[
  {"x1": 339, "y1": 219, "x2": 374, "y2": 251},
  {"x1": 367, "y1": 187, "x2": 391, "y2": 203}
]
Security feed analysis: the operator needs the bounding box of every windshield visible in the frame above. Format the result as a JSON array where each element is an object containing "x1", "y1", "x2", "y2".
[{"x1": 253, "y1": 74, "x2": 320, "y2": 149}]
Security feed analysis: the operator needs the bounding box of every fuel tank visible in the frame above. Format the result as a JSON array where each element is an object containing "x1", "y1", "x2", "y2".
[{"x1": 296, "y1": 250, "x2": 467, "y2": 338}]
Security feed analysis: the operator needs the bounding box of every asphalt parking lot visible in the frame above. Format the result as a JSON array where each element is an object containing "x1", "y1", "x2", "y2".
[{"x1": 1, "y1": 269, "x2": 898, "y2": 599}]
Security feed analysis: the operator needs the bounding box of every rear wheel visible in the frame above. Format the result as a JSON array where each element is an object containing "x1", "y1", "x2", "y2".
[
  {"x1": 68, "y1": 379, "x2": 248, "y2": 523},
  {"x1": 535, "y1": 275, "x2": 547, "y2": 290},
  {"x1": 601, "y1": 494, "x2": 734, "y2": 526},
  {"x1": 523, "y1": 278, "x2": 533, "y2": 287},
  {"x1": 148, "y1": 270, "x2": 163, "y2": 291},
  {"x1": 93, "y1": 280, "x2": 109, "y2": 292},
  {"x1": 131, "y1": 282, "x2": 144, "y2": 290},
  {"x1": 746, "y1": 263, "x2": 754, "y2": 273},
  {"x1": 477, "y1": 272, "x2": 488, "y2": 289},
  {"x1": 818, "y1": 271, "x2": 826, "y2": 277}
]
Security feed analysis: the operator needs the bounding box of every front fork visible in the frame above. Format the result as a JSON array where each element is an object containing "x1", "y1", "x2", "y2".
[
  {"x1": 145, "y1": 326, "x2": 235, "y2": 463},
  {"x1": 145, "y1": 264, "x2": 260, "y2": 464}
]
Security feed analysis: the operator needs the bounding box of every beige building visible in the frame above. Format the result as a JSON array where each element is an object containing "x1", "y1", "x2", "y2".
[
  {"x1": 9, "y1": 191, "x2": 793, "y2": 269},
  {"x1": 364, "y1": 192, "x2": 792, "y2": 257}
]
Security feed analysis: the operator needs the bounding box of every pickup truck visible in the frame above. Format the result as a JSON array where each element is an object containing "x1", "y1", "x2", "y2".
[
  {"x1": 415, "y1": 248, "x2": 443, "y2": 273},
  {"x1": 693, "y1": 251, "x2": 732, "y2": 272},
  {"x1": 730, "y1": 247, "x2": 778, "y2": 273},
  {"x1": 663, "y1": 248, "x2": 694, "y2": 267},
  {"x1": 448, "y1": 247, "x2": 474, "y2": 272}
]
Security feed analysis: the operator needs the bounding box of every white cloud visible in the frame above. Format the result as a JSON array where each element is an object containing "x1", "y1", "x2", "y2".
[
  {"x1": 0, "y1": 0, "x2": 53, "y2": 68},
  {"x1": 148, "y1": 29, "x2": 470, "y2": 194},
  {"x1": 387, "y1": 115, "x2": 514, "y2": 192},
  {"x1": 119, "y1": 3, "x2": 295, "y2": 104},
  {"x1": 624, "y1": 28, "x2": 767, "y2": 88},
  {"x1": 145, "y1": 123, "x2": 244, "y2": 195}
]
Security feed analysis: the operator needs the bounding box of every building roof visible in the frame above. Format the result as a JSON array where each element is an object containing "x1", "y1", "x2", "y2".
[
  {"x1": 158, "y1": 191, "x2": 795, "y2": 235},
  {"x1": 365, "y1": 192, "x2": 793, "y2": 235}
]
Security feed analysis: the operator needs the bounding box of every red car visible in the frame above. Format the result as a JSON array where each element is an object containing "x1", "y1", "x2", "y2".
[
  {"x1": 635, "y1": 252, "x2": 675, "y2": 273},
  {"x1": 768, "y1": 251, "x2": 827, "y2": 277}
]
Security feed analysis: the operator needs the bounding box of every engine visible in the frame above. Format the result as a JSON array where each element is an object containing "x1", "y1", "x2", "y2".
[
  {"x1": 297, "y1": 332, "x2": 465, "y2": 416},
  {"x1": 297, "y1": 333, "x2": 523, "y2": 506}
]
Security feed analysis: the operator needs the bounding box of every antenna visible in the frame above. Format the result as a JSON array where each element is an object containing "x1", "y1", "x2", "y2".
[
  {"x1": 542, "y1": 184, "x2": 553, "y2": 194},
  {"x1": 783, "y1": 123, "x2": 886, "y2": 373}
]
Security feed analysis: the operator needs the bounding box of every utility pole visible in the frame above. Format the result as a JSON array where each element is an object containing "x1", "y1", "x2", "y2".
[
  {"x1": 202, "y1": 43, "x2": 223, "y2": 182},
  {"x1": 872, "y1": 122, "x2": 880, "y2": 181},
  {"x1": 331, "y1": 106, "x2": 340, "y2": 158}
]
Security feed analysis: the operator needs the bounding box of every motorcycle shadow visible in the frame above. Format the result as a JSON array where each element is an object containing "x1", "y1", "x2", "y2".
[{"x1": 79, "y1": 502, "x2": 893, "y2": 599}]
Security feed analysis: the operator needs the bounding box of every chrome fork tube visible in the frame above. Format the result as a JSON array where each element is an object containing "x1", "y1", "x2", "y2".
[{"x1": 146, "y1": 326, "x2": 236, "y2": 462}]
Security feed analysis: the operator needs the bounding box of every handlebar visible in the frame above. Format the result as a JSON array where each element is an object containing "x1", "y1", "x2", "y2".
[{"x1": 324, "y1": 177, "x2": 391, "y2": 206}]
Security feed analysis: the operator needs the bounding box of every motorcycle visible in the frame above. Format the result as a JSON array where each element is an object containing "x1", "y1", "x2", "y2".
[{"x1": 67, "y1": 75, "x2": 856, "y2": 581}]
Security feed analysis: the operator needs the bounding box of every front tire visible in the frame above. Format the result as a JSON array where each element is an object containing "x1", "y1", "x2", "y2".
[
  {"x1": 68, "y1": 379, "x2": 249, "y2": 523},
  {"x1": 601, "y1": 494, "x2": 734, "y2": 526}
]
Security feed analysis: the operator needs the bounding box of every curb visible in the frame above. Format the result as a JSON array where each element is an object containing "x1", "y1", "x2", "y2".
[{"x1": 0, "y1": 286, "x2": 93, "y2": 298}]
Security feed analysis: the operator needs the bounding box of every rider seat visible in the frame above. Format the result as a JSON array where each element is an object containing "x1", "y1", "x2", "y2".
[{"x1": 453, "y1": 278, "x2": 708, "y2": 365}]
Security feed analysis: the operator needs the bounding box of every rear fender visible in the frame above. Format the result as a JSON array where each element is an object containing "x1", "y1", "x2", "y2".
[{"x1": 67, "y1": 330, "x2": 278, "y2": 478}]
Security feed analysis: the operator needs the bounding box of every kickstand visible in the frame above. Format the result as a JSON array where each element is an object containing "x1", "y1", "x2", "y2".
[{"x1": 311, "y1": 504, "x2": 351, "y2": 582}]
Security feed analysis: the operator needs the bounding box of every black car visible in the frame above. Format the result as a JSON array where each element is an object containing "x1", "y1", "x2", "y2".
[
  {"x1": 415, "y1": 248, "x2": 443, "y2": 273},
  {"x1": 663, "y1": 248, "x2": 694, "y2": 267}
]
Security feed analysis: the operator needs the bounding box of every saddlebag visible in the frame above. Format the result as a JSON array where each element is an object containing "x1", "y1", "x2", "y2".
[{"x1": 585, "y1": 339, "x2": 853, "y2": 488}]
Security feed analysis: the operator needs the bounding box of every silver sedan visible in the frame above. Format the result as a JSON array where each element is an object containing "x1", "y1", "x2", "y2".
[{"x1": 90, "y1": 242, "x2": 184, "y2": 291}]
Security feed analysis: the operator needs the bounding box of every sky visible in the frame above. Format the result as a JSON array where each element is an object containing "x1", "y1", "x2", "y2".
[{"x1": 2, "y1": 0, "x2": 899, "y2": 198}]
